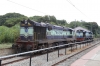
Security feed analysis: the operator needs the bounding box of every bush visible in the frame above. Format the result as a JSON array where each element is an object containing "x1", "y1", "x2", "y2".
[{"x1": 0, "y1": 25, "x2": 20, "y2": 43}]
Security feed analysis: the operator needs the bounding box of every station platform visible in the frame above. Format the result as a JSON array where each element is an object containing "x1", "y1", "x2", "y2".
[{"x1": 71, "y1": 45, "x2": 100, "y2": 66}]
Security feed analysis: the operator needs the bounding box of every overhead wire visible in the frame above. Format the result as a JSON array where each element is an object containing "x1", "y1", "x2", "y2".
[
  {"x1": 7, "y1": 0, "x2": 93, "y2": 21},
  {"x1": 7, "y1": 0, "x2": 48, "y2": 15},
  {"x1": 7, "y1": 0, "x2": 87, "y2": 18},
  {"x1": 66, "y1": 0, "x2": 88, "y2": 18},
  {"x1": 66, "y1": 0, "x2": 95, "y2": 32},
  {"x1": 66, "y1": 0, "x2": 95, "y2": 22}
]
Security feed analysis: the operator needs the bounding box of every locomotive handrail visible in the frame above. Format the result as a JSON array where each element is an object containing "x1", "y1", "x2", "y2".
[{"x1": 0, "y1": 40, "x2": 93, "y2": 60}]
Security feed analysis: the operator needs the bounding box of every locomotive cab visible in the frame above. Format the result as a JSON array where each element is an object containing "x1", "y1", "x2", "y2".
[
  {"x1": 20, "y1": 20, "x2": 33, "y2": 41},
  {"x1": 76, "y1": 30, "x2": 85, "y2": 41},
  {"x1": 12, "y1": 20, "x2": 35, "y2": 52},
  {"x1": 13, "y1": 20, "x2": 48, "y2": 52}
]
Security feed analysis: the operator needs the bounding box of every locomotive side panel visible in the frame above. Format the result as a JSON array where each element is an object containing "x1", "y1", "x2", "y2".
[{"x1": 34, "y1": 26, "x2": 46, "y2": 40}]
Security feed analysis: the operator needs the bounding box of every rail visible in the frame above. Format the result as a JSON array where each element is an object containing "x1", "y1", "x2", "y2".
[{"x1": 0, "y1": 39, "x2": 99, "y2": 66}]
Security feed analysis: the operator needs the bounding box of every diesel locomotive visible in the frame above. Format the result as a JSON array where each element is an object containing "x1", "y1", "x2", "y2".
[
  {"x1": 12, "y1": 19, "x2": 93, "y2": 52},
  {"x1": 74, "y1": 27, "x2": 93, "y2": 42}
]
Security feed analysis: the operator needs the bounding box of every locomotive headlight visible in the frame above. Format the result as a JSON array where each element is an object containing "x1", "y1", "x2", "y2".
[{"x1": 25, "y1": 32, "x2": 29, "y2": 37}]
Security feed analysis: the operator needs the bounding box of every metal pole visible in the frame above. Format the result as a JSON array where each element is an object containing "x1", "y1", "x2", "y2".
[
  {"x1": 0, "y1": 60, "x2": 1, "y2": 66},
  {"x1": 47, "y1": 49, "x2": 48, "y2": 62},
  {"x1": 58, "y1": 47, "x2": 59, "y2": 57},
  {"x1": 71, "y1": 44, "x2": 72, "y2": 52},
  {"x1": 76, "y1": 43, "x2": 77, "y2": 50},
  {"x1": 30, "y1": 53, "x2": 32, "y2": 66},
  {"x1": 65, "y1": 46, "x2": 67, "y2": 55},
  {"x1": 47, "y1": 44, "x2": 49, "y2": 62}
]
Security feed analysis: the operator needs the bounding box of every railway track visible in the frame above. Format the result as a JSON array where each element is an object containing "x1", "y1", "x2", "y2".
[
  {"x1": 2, "y1": 52, "x2": 41, "y2": 66},
  {"x1": 52, "y1": 41, "x2": 100, "y2": 66},
  {"x1": 1, "y1": 40, "x2": 99, "y2": 66},
  {"x1": 2, "y1": 56, "x2": 28, "y2": 66}
]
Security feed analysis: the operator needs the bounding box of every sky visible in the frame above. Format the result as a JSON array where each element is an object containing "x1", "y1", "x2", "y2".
[{"x1": 0, "y1": 0, "x2": 100, "y2": 26}]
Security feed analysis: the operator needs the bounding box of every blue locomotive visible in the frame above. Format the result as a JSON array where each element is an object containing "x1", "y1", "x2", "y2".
[
  {"x1": 12, "y1": 19, "x2": 93, "y2": 52},
  {"x1": 74, "y1": 27, "x2": 93, "y2": 42}
]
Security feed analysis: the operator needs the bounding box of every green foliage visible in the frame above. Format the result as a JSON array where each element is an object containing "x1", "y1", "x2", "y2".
[
  {"x1": 57, "y1": 20, "x2": 68, "y2": 26},
  {"x1": 50, "y1": 22, "x2": 56, "y2": 25},
  {"x1": 0, "y1": 13, "x2": 28, "y2": 26},
  {"x1": 0, "y1": 25, "x2": 20, "y2": 43},
  {"x1": 29, "y1": 16, "x2": 42, "y2": 22},
  {"x1": 4, "y1": 17, "x2": 28, "y2": 27},
  {"x1": 0, "y1": 15, "x2": 5, "y2": 26},
  {"x1": 69, "y1": 21, "x2": 83, "y2": 28},
  {"x1": 30, "y1": 15, "x2": 56, "y2": 23},
  {"x1": 49, "y1": 16, "x2": 57, "y2": 24}
]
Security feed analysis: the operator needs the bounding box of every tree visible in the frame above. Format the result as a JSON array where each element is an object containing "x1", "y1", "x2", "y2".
[
  {"x1": 0, "y1": 13, "x2": 27, "y2": 26},
  {"x1": 57, "y1": 20, "x2": 68, "y2": 26},
  {"x1": 49, "y1": 16, "x2": 57, "y2": 24},
  {"x1": 0, "y1": 16, "x2": 5, "y2": 26},
  {"x1": 4, "y1": 17, "x2": 27, "y2": 27},
  {"x1": 29, "y1": 16, "x2": 42, "y2": 22}
]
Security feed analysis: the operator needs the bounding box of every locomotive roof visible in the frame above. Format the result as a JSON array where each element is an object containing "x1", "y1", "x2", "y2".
[
  {"x1": 21, "y1": 19, "x2": 47, "y2": 27},
  {"x1": 21, "y1": 19, "x2": 74, "y2": 30},
  {"x1": 53, "y1": 25, "x2": 64, "y2": 30},
  {"x1": 34, "y1": 22, "x2": 47, "y2": 27},
  {"x1": 68, "y1": 28, "x2": 74, "y2": 30},
  {"x1": 63, "y1": 27, "x2": 73, "y2": 31},
  {"x1": 74, "y1": 26, "x2": 91, "y2": 32}
]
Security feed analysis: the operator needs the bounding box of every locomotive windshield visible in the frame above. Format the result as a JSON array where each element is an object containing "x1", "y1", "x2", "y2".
[
  {"x1": 20, "y1": 27, "x2": 33, "y2": 36},
  {"x1": 20, "y1": 27, "x2": 33, "y2": 41},
  {"x1": 76, "y1": 31, "x2": 83, "y2": 37}
]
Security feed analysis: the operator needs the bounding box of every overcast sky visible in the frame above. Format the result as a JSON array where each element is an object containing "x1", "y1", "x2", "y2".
[{"x1": 0, "y1": 0, "x2": 100, "y2": 26}]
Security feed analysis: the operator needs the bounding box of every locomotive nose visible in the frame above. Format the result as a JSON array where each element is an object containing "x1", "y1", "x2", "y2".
[{"x1": 20, "y1": 26, "x2": 33, "y2": 41}]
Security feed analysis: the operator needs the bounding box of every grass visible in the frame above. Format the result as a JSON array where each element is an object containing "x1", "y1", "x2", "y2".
[
  {"x1": 0, "y1": 25, "x2": 19, "y2": 49},
  {"x1": 0, "y1": 43, "x2": 12, "y2": 49}
]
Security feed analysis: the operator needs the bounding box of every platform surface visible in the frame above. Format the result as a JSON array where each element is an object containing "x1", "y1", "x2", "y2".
[{"x1": 71, "y1": 45, "x2": 100, "y2": 66}]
